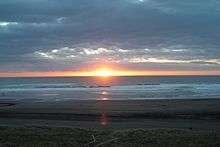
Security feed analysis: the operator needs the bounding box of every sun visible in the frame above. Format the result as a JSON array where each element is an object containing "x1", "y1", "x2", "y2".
[{"x1": 96, "y1": 68, "x2": 112, "y2": 77}]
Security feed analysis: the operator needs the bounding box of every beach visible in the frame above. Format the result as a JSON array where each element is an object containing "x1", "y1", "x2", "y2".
[
  {"x1": 0, "y1": 99, "x2": 220, "y2": 130},
  {"x1": 1, "y1": 99, "x2": 220, "y2": 146}
]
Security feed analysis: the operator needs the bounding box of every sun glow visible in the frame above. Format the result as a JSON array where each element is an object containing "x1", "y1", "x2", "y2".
[
  {"x1": 96, "y1": 68, "x2": 113, "y2": 77},
  {"x1": 1, "y1": 69, "x2": 220, "y2": 77}
]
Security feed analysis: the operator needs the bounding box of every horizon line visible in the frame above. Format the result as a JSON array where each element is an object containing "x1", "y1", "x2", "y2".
[{"x1": 0, "y1": 70, "x2": 220, "y2": 78}]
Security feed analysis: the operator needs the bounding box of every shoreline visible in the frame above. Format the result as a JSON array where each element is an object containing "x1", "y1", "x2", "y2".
[{"x1": 0, "y1": 99, "x2": 220, "y2": 131}]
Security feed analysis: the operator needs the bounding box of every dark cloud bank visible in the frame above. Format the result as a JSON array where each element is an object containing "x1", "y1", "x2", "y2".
[{"x1": 0, "y1": 0, "x2": 220, "y2": 72}]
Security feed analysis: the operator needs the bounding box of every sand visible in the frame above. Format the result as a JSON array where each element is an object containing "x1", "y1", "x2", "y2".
[
  {"x1": 1, "y1": 126, "x2": 220, "y2": 147},
  {"x1": 0, "y1": 99, "x2": 220, "y2": 131}
]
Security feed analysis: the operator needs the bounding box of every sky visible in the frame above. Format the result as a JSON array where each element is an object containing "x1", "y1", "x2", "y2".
[{"x1": 0, "y1": 0, "x2": 220, "y2": 76}]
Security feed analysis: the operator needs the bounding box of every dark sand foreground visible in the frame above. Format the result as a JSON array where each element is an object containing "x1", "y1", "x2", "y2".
[
  {"x1": 0, "y1": 99, "x2": 220, "y2": 130},
  {"x1": 0, "y1": 99, "x2": 220, "y2": 146},
  {"x1": 1, "y1": 126, "x2": 220, "y2": 147}
]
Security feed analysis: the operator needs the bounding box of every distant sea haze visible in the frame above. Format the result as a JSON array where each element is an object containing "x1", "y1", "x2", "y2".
[{"x1": 0, "y1": 76, "x2": 220, "y2": 101}]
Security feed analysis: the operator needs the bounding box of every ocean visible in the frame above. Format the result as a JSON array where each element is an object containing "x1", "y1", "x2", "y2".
[{"x1": 0, "y1": 76, "x2": 220, "y2": 101}]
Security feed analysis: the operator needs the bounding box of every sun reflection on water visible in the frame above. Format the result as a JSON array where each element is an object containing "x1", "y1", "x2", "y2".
[
  {"x1": 101, "y1": 91, "x2": 108, "y2": 95},
  {"x1": 98, "y1": 90, "x2": 110, "y2": 101},
  {"x1": 100, "y1": 112, "x2": 108, "y2": 126}
]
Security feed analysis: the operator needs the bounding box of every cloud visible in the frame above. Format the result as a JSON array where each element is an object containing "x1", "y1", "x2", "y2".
[
  {"x1": 0, "y1": 0, "x2": 220, "y2": 73},
  {"x1": 132, "y1": 0, "x2": 146, "y2": 4},
  {"x1": 83, "y1": 48, "x2": 113, "y2": 55},
  {"x1": 34, "y1": 51, "x2": 54, "y2": 59},
  {"x1": 33, "y1": 47, "x2": 110, "y2": 61},
  {"x1": 34, "y1": 47, "x2": 76, "y2": 60},
  {"x1": 32, "y1": 46, "x2": 220, "y2": 66},
  {"x1": 32, "y1": 46, "x2": 133, "y2": 62},
  {"x1": 128, "y1": 57, "x2": 220, "y2": 65},
  {"x1": 161, "y1": 48, "x2": 187, "y2": 53},
  {"x1": 0, "y1": 21, "x2": 18, "y2": 26},
  {"x1": 118, "y1": 48, "x2": 130, "y2": 53},
  {"x1": 56, "y1": 17, "x2": 66, "y2": 24}
]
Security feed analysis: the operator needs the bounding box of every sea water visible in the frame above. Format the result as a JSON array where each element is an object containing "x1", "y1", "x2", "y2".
[{"x1": 0, "y1": 76, "x2": 220, "y2": 101}]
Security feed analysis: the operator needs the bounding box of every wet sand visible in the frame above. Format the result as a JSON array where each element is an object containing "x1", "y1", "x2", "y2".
[{"x1": 0, "y1": 99, "x2": 220, "y2": 131}]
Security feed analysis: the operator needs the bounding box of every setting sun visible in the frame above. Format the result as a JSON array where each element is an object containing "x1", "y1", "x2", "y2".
[{"x1": 96, "y1": 68, "x2": 113, "y2": 77}]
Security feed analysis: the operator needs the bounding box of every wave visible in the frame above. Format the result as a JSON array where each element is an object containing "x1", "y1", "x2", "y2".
[
  {"x1": 0, "y1": 83, "x2": 220, "y2": 100},
  {"x1": 0, "y1": 83, "x2": 219, "y2": 90},
  {"x1": 137, "y1": 83, "x2": 160, "y2": 85},
  {"x1": 0, "y1": 83, "x2": 113, "y2": 90}
]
